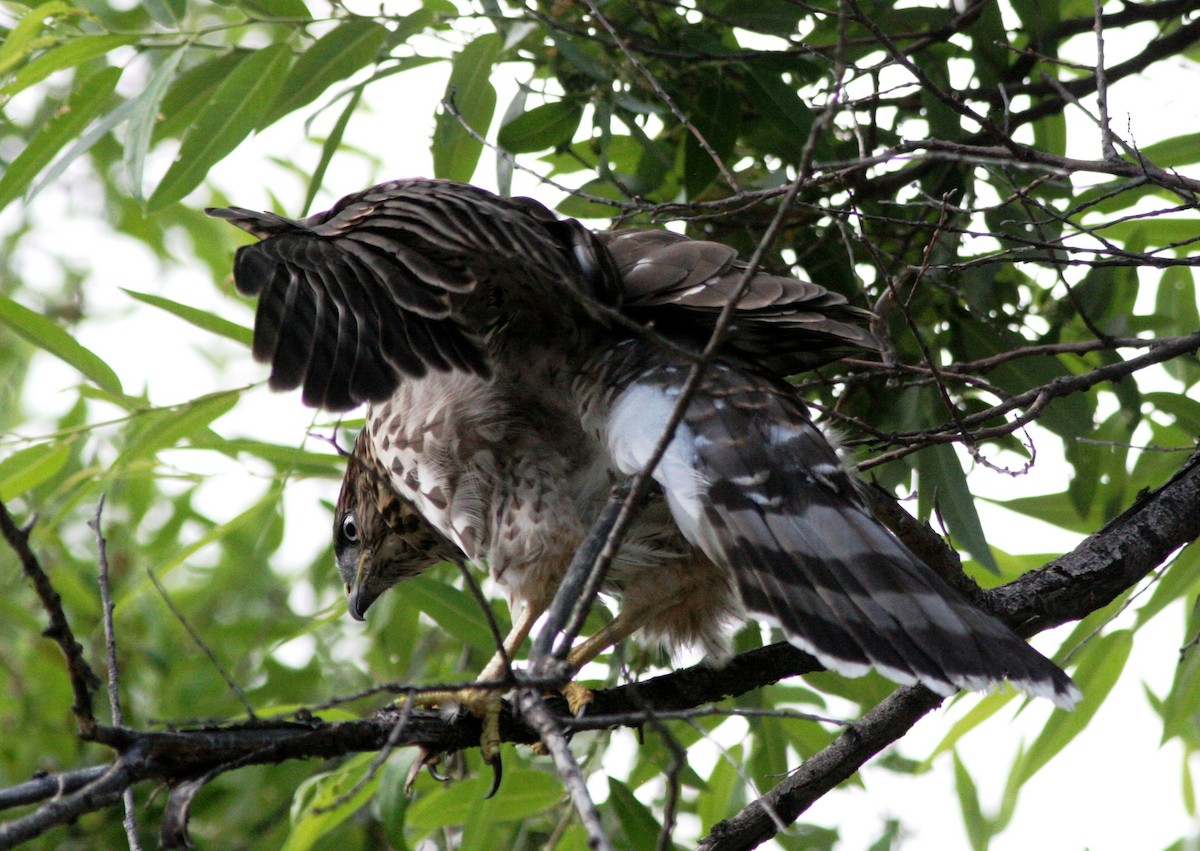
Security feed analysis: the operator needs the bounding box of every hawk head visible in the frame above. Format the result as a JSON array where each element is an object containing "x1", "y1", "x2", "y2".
[{"x1": 334, "y1": 431, "x2": 452, "y2": 620}]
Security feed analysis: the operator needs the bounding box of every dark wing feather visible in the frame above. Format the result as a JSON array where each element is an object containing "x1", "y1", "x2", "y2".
[
  {"x1": 600, "y1": 228, "x2": 880, "y2": 372},
  {"x1": 600, "y1": 348, "x2": 1079, "y2": 708},
  {"x1": 207, "y1": 179, "x2": 619, "y2": 411}
]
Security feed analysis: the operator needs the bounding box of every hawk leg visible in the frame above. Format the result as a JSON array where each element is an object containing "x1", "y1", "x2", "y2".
[
  {"x1": 403, "y1": 600, "x2": 546, "y2": 796},
  {"x1": 558, "y1": 609, "x2": 651, "y2": 715}
]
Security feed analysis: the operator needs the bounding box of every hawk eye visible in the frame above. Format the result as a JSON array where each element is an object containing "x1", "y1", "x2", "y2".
[{"x1": 342, "y1": 513, "x2": 359, "y2": 543}]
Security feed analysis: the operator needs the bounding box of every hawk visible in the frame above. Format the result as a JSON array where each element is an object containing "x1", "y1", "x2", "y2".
[{"x1": 209, "y1": 179, "x2": 1078, "y2": 765}]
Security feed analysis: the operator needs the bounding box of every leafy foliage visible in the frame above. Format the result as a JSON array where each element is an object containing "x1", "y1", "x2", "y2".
[{"x1": 1, "y1": 1, "x2": 1198, "y2": 848}]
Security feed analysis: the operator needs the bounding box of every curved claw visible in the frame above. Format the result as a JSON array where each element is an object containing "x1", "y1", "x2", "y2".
[
  {"x1": 427, "y1": 757, "x2": 451, "y2": 783},
  {"x1": 404, "y1": 746, "x2": 450, "y2": 796},
  {"x1": 483, "y1": 751, "x2": 503, "y2": 799}
]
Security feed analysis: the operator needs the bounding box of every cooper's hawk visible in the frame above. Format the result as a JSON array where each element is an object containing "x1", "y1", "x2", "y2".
[{"x1": 209, "y1": 179, "x2": 1078, "y2": 765}]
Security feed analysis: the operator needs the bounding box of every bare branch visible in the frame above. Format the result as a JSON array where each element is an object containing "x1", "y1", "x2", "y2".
[
  {"x1": 90, "y1": 496, "x2": 142, "y2": 851},
  {"x1": 0, "y1": 500, "x2": 99, "y2": 735}
]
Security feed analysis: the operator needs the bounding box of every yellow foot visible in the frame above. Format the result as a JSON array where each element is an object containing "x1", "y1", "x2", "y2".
[
  {"x1": 530, "y1": 682, "x2": 593, "y2": 757},
  {"x1": 396, "y1": 689, "x2": 504, "y2": 797},
  {"x1": 562, "y1": 681, "x2": 594, "y2": 716}
]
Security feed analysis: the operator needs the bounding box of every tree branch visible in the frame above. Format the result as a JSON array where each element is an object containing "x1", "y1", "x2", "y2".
[{"x1": 5, "y1": 445, "x2": 1198, "y2": 847}]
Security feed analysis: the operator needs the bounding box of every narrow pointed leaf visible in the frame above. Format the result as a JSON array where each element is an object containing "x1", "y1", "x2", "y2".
[
  {"x1": 125, "y1": 46, "x2": 189, "y2": 204},
  {"x1": 121, "y1": 288, "x2": 253, "y2": 346},
  {"x1": 917, "y1": 443, "x2": 998, "y2": 573},
  {"x1": 433, "y1": 33, "x2": 501, "y2": 181},
  {"x1": 29, "y1": 96, "x2": 138, "y2": 204},
  {"x1": 262, "y1": 19, "x2": 386, "y2": 128},
  {"x1": 115, "y1": 392, "x2": 240, "y2": 468},
  {"x1": 0, "y1": 294, "x2": 122, "y2": 394},
  {"x1": 148, "y1": 44, "x2": 292, "y2": 210},
  {"x1": 1, "y1": 34, "x2": 137, "y2": 97},
  {"x1": 302, "y1": 85, "x2": 363, "y2": 215},
  {"x1": 498, "y1": 100, "x2": 582, "y2": 153},
  {"x1": 0, "y1": 65, "x2": 121, "y2": 213},
  {"x1": 0, "y1": 442, "x2": 73, "y2": 500},
  {"x1": 0, "y1": 1, "x2": 74, "y2": 76}
]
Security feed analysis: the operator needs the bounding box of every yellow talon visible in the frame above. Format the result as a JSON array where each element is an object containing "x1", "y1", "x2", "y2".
[
  {"x1": 562, "y1": 681, "x2": 594, "y2": 716},
  {"x1": 394, "y1": 687, "x2": 504, "y2": 796}
]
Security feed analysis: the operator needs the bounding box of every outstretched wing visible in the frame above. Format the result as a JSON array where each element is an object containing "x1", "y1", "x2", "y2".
[
  {"x1": 600, "y1": 229, "x2": 879, "y2": 373},
  {"x1": 208, "y1": 179, "x2": 619, "y2": 410},
  {"x1": 599, "y1": 348, "x2": 1080, "y2": 708}
]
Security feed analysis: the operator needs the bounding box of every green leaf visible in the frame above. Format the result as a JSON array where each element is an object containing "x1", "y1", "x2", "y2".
[
  {"x1": 916, "y1": 443, "x2": 998, "y2": 573},
  {"x1": 953, "y1": 753, "x2": 992, "y2": 851},
  {"x1": 0, "y1": 1, "x2": 75, "y2": 76},
  {"x1": 745, "y1": 63, "x2": 814, "y2": 152},
  {"x1": 262, "y1": 19, "x2": 387, "y2": 128},
  {"x1": 114, "y1": 392, "x2": 241, "y2": 469},
  {"x1": 29, "y1": 95, "x2": 138, "y2": 205},
  {"x1": 555, "y1": 179, "x2": 626, "y2": 219},
  {"x1": 498, "y1": 101, "x2": 583, "y2": 153},
  {"x1": 987, "y1": 490, "x2": 1095, "y2": 535},
  {"x1": 707, "y1": 0, "x2": 805, "y2": 34},
  {"x1": 1162, "y1": 602, "x2": 1200, "y2": 746},
  {"x1": 1010, "y1": 629, "x2": 1131, "y2": 788},
  {"x1": 119, "y1": 488, "x2": 282, "y2": 605},
  {"x1": 1, "y1": 33, "x2": 137, "y2": 97},
  {"x1": 143, "y1": 0, "x2": 186, "y2": 26},
  {"x1": 125, "y1": 46, "x2": 189, "y2": 204},
  {"x1": 404, "y1": 573, "x2": 504, "y2": 652},
  {"x1": 1139, "y1": 132, "x2": 1200, "y2": 168},
  {"x1": 0, "y1": 65, "x2": 121, "y2": 213},
  {"x1": 954, "y1": 322, "x2": 1094, "y2": 439},
  {"x1": 194, "y1": 436, "x2": 341, "y2": 478},
  {"x1": 302, "y1": 85, "x2": 363, "y2": 215},
  {"x1": 607, "y1": 777, "x2": 661, "y2": 851},
  {"x1": 154, "y1": 50, "x2": 249, "y2": 142},
  {"x1": 1137, "y1": 545, "x2": 1200, "y2": 630},
  {"x1": 433, "y1": 33, "x2": 501, "y2": 182},
  {"x1": 240, "y1": 0, "x2": 312, "y2": 17},
  {"x1": 698, "y1": 744, "x2": 741, "y2": 832},
  {"x1": 0, "y1": 442, "x2": 73, "y2": 501},
  {"x1": 1157, "y1": 268, "x2": 1200, "y2": 382},
  {"x1": 121, "y1": 288, "x2": 253, "y2": 346},
  {"x1": 0, "y1": 295, "x2": 122, "y2": 394},
  {"x1": 921, "y1": 688, "x2": 1017, "y2": 767},
  {"x1": 683, "y1": 77, "x2": 740, "y2": 197},
  {"x1": 405, "y1": 768, "x2": 560, "y2": 832},
  {"x1": 148, "y1": 44, "x2": 292, "y2": 210},
  {"x1": 283, "y1": 754, "x2": 378, "y2": 851}
]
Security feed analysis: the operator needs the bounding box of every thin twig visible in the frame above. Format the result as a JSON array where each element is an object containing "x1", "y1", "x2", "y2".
[
  {"x1": 146, "y1": 569, "x2": 257, "y2": 720},
  {"x1": 581, "y1": 0, "x2": 740, "y2": 192},
  {"x1": 454, "y1": 558, "x2": 512, "y2": 673},
  {"x1": 1092, "y1": 0, "x2": 1117, "y2": 162},
  {"x1": 858, "y1": 329, "x2": 1200, "y2": 468},
  {"x1": 517, "y1": 690, "x2": 613, "y2": 851},
  {"x1": 90, "y1": 496, "x2": 142, "y2": 851}
]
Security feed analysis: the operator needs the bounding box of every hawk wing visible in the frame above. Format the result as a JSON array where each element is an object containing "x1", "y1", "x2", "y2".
[
  {"x1": 595, "y1": 347, "x2": 1080, "y2": 707},
  {"x1": 208, "y1": 180, "x2": 879, "y2": 410},
  {"x1": 600, "y1": 228, "x2": 879, "y2": 372},
  {"x1": 208, "y1": 179, "x2": 620, "y2": 410}
]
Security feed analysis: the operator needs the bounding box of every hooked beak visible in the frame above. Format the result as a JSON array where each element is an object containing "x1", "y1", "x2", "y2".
[{"x1": 347, "y1": 550, "x2": 377, "y2": 622}]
